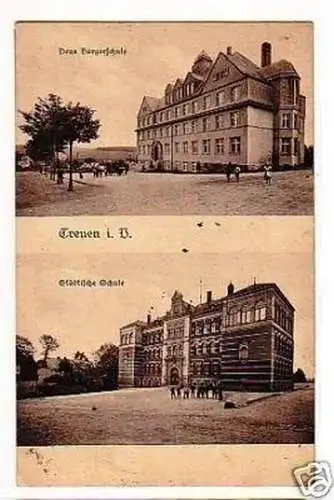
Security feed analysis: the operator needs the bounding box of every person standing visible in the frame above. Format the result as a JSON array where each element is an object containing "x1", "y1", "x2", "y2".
[
  {"x1": 234, "y1": 165, "x2": 241, "y2": 182},
  {"x1": 226, "y1": 162, "x2": 232, "y2": 183},
  {"x1": 264, "y1": 163, "x2": 273, "y2": 185}
]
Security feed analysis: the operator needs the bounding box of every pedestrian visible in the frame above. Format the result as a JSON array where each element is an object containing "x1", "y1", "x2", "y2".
[
  {"x1": 170, "y1": 386, "x2": 175, "y2": 400},
  {"x1": 264, "y1": 163, "x2": 273, "y2": 185},
  {"x1": 196, "y1": 385, "x2": 201, "y2": 399},
  {"x1": 190, "y1": 384, "x2": 195, "y2": 398},
  {"x1": 226, "y1": 162, "x2": 232, "y2": 183},
  {"x1": 205, "y1": 385, "x2": 209, "y2": 399},
  {"x1": 183, "y1": 386, "x2": 190, "y2": 399},
  {"x1": 234, "y1": 165, "x2": 241, "y2": 182},
  {"x1": 176, "y1": 386, "x2": 181, "y2": 399}
]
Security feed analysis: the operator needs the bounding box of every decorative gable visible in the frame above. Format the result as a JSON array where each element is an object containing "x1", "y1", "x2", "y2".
[{"x1": 202, "y1": 52, "x2": 245, "y2": 93}]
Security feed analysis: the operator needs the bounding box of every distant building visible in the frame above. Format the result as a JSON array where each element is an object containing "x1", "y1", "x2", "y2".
[
  {"x1": 118, "y1": 282, "x2": 294, "y2": 391},
  {"x1": 136, "y1": 42, "x2": 306, "y2": 172}
]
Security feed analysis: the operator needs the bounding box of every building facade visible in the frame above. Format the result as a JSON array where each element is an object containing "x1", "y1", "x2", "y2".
[
  {"x1": 118, "y1": 282, "x2": 295, "y2": 392},
  {"x1": 136, "y1": 42, "x2": 306, "y2": 172}
]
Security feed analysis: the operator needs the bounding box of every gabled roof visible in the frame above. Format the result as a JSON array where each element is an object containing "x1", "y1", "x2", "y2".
[{"x1": 227, "y1": 51, "x2": 266, "y2": 81}]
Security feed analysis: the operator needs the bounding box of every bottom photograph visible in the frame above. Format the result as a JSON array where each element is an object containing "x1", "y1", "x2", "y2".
[{"x1": 16, "y1": 250, "x2": 314, "y2": 448}]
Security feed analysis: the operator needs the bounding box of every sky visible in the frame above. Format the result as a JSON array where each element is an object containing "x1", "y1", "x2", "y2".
[
  {"x1": 17, "y1": 249, "x2": 314, "y2": 376},
  {"x1": 15, "y1": 21, "x2": 313, "y2": 147}
]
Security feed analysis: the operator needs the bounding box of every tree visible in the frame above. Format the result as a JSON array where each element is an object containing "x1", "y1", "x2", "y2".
[
  {"x1": 74, "y1": 351, "x2": 89, "y2": 362},
  {"x1": 94, "y1": 342, "x2": 119, "y2": 389},
  {"x1": 293, "y1": 368, "x2": 307, "y2": 383},
  {"x1": 304, "y1": 145, "x2": 314, "y2": 170},
  {"x1": 39, "y1": 334, "x2": 60, "y2": 361},
  {"x1": 19, "y1": 93, "x2": 68, "y2": 180},
  {"x1": 16, "y1": 335, "x2": 37, "y2": 381},
  {"x1": 61, "y1": 102, "x2": 100, "y2": 191},
  {"x1": 19, "y1": 94, "x2": 100, "y2": 188}
]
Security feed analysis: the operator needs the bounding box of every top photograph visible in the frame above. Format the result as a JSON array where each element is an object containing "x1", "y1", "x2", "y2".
[{"x1": 15, "y1": 22, "x2": 313, "y2": 216}]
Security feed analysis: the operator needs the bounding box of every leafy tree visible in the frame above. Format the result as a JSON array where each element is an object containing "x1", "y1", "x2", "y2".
[
  {"x1": 19, "y1": 93, "x2": 68, "y2": 180},
  {"x1": 16, "y1": 335, "x2": 37, "y2": 381},
  {"x1": 293, "y1": 368, "x2": 307, "y2": 383},
  {"x1": 19, "y1": 94, "x2": 100, "y2": 189},
  {"x1": 94, "y1": 342, "x2": 119, "y2": 389},
  {"x1": 74, "y1": 351, "x2": 89, "y2": 362},
  {"x1": 61, "y1": 102, "x2": 100, "y2": 191},
  {"x1": 39, "y1": 334, "x2": 60, "y2": 361},
  {"x1": 304, "y1": 145, "x2": 314, "y2": 170}
]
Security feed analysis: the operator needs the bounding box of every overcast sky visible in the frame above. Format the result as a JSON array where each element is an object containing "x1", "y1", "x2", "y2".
[
  {"x1": 17, "y1": 249, "x2": 314, "y2": 376},
  {"x1": 16, "y1": 22, "x2": 313, "y2": 147}
]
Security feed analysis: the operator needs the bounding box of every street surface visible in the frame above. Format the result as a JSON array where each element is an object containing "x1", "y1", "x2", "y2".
[
  {"x1": 17, "y1": 386, "x2": 314, "y2": 445},
  {"x1": 16, "y1": 170, "x2": 314, "y2": 216}
]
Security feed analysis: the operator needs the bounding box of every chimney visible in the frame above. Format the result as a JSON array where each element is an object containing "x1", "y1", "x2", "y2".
[
  {"x1": 227, "y1": 46, "x2": 232, "y2": 56},
  {"x1": 227, "y1": 282, "x2": 234, "y2": 296},
  {"x1": 147, "y1": 314, "x2": 151, "y2": 324},
  {"x1": 206, "y1": 290, "x2": 212, "y2": 304},
  {"x1": 261, "y1": 42, "x2": 272, "y2": 67}
]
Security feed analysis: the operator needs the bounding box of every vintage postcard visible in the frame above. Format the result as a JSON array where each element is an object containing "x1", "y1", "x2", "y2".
[
  {"x1": 16, "y1": 216, "x2": 314, "y2": 487},
  {"x1": 15, "y1": 21, "x2": 313, "y2": 216},
  {"x1": 15, "y1": 21, "x2": 316, "y2": 493}
]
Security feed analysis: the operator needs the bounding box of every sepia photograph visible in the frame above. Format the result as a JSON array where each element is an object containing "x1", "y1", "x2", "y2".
[
  {"x1": 15, "y1": 21, "x2": 313, "y2": 216},
  {"x1": 17, "y1": 240, "x2": 314, "y2": 447}
]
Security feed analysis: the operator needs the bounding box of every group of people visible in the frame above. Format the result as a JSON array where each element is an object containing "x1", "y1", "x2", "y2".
[
  {"x1": 169, "y1": 382, "x2": 225, "y2": 401},
  {"x1": 225, "y1": 163, "x2": 273, "y2": 184}
]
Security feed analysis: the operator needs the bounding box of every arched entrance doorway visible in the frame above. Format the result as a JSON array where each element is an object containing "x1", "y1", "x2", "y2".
[
  {"x1": 169, "y1": 367, "x2": 180, "y2": 385},
  {"x1": 151, "y1": 141, "x2": 163, "y2": 162}
]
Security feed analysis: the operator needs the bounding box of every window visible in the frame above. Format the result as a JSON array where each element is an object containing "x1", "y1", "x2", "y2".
[
  {"x1": 203, "y1": 322, "x2": 211, "y2": 334},
  {"x1": 281, "y1": 113, "x2": 291, "y2": 128},
  {"x1": 203, "y1": 95, "x2": 210, "y2": 110},
  {"x1": 230, "y1": 136, "x2": 241, "y2": 154},
  {"x1": 164, "y1": 143, "x2": 170, "y2": 155},
  {"x1": 175, "y1": 142, "x2": 180, "y2": 153},
  {"x1": 166, "y1": 110, "x2": 170, "y2": 120},
  {"x1": 183, "y1": 161, "x2": 189, "y2": 171},
  {"x1": 255, "y1": 305, "x2": 266, "y2": 321},
  {"x1": 280, "y1": 138, "x2": 291, "y2": 155},
  {"x1": 160, "y1": 112, "x2": 164, "y2": 122},
  {"x1": 230, "y1": 111, "x2": 239, "y2": 127},
  {"x1": 174, "y1": 124, "x2": 180, "y2": 136},
  {"x1": 191, "y1": 100, "x2": 199, "y2": 113},
  {"x1": 202, "y1": 139, "x2": 211, "y2": 154},
  {"x1": 293, "y1": 113, "x2": 298, "y2": 130},
  {"x1": 215, "y1": 138, "x2": 224, "y2": 154},
  {"x1": 182, "y1": 103, "x2": 189, "y2": 115},
  {"x1": 175, "y1": 107, "x2": 180, "y2": 118},
  {"x1": 183, "y1": 141, "x2": 188, "y2": 153},
  {"x1": 216, "y1": 90, "x2": 224, "y2": 106},
  {"x1": 191, "y1": 120, "x2": 197, "y2": 133},
  {"x1": 231, "y1": 85, "x2": 241, "y2": 102},
  {"x1": 215, "y1": 114, "x2": 224, "y2": 129},
  {"x1": 182, "y1": 122, "x2": 188, "y2": 135},
  {"x1": 191, "y1": 141, "x2": 198, "y2": 154},
  {"x1": 241, "y1": 309, "x2": 248, "y2": 324},
  {"x1": 202, "y1": 117, "x2": 210, "y2": 132},
  {"x1": 159, "y1": 128, "x2": 163, "y2": 138}
]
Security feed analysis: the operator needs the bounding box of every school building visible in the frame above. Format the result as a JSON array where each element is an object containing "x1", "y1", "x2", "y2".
[
  {"x1": 118, "y1": 281, "x2": 295, "y2": 392},
  {"x1": 136, "y1": 42, "x2": 306, "y2": 172}
]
